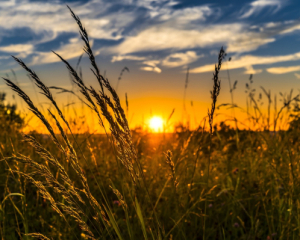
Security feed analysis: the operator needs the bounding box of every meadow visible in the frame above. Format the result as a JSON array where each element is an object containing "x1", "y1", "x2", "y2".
[{"x1": 1, "y1": 6, "x2": 300, "y2": 240}]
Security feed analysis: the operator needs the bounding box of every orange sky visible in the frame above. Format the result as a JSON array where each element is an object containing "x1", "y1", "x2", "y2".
[{"x1": 20, "y1": 91, "x2": 292, "y2": 134}]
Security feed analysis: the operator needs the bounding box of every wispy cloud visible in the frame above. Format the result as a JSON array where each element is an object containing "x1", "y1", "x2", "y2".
[
  {"x1": 190, "y1": 51, "x2": 300, "y2": 74},
  {"x1": 239, "y1": 0, "x2": 282, "y2": 19},
  {"x1": 162, "y1": 51, "x2": 202, "y2": 67},
  {"x1": 244, "y1": 66, "x2": 263, "y2": 74},
  {"x1": 0, "y1": 43, "x2": 34, "y2": 60},
  {"x1": 113, "y1": 51, "x2": 201, "y2": 72},
  {"x1": 111, "y1": 55, "x2": 146, "y2": 62},
  {"x1": 0, "y1": 56, "x2": 10, "y2": 60},
  {"x1": 279, "y1": 23, "x2": 300, "y2": 35},
  {"x1": 267, "y1": 65, "x2": 300, "y2": 74},
  {"x1": 31, "y1": 38, "x2": 87, "y2": 65},
  {"x1": 1, "y1": 0, "x2": 16, "y2": 7},
  {"x1": 0, "y1": 1, "x2": 128, "y2": 41},
  {"x1": 112, "y1": 23, "x2": 276, "y2": 55},
  {"x1": 140, "y1": 60, "x2": 161, "y2": 73},
  {"x1": 148, "y1": 5, "x2": 212, "y2": 23},
  {"x1": 0, "y1": 43, "x2": 33, "y2": 54},
  {"x1": 295, "y1": 73, "x2": 300, "y2": 79},
  {"x1": 140, "y1": 66, "x2": 162, "y2": 73}
]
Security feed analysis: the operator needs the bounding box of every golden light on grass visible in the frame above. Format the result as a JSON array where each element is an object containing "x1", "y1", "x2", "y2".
[{"x1": 149, "y1": 116, "x2": 164, "y2": 132}]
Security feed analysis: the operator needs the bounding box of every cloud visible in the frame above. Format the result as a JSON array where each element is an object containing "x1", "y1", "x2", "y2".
[
  {"x1": 149, "y1": 5, "x2": 212, "y2": 24},
  {"x1": 0, "y1": 0, "x2": 299, "y2": 71},
  {"x1": 0, "y1": 56, "x2": 10, "y2": 60},
  {"x1": 107, "y1": 9, "x2": 300, "y2": 57},
  {"x1": 143, "y1": 60, "x2": 160, "y2": 67},
  {"x1": 162, "y1": 51, "x2": 202, "y2": 67},
  {"x1": 279, "y1": 23, "x2": 300, "y2": 35},
  {"x1": 0, "y1": 43, "x2": 34, "y2": 59},
  {"x1": 0, "y1": 0, "x2": 133, "y2": 44},
  {"x1": 140, "y1": 60, "x2": 161, "y2": 73},
  {"x1": 135, "y1": 0, "x2": 179, "y2": 10},
  {"x1": 140, "y1": 66, "x2": 162, "y2": 73},
  {"x1": 244, "y1": 66, "x2": 263, "y2": 74},
  {"x1": 31, "y1": 38, "x2": 87, "y2": 65},
  {"x1": 295, "y1": 73, "x2": 300, "y2": 79},
  {"x1": 267, "y1": 65, "x2": 300, "y2": 74},
  {"x1": 240, "y1": 0, "x2": 282, "y2": 19},
  {"x1": 190, "y1": 51, "x2": 300, "y2": 74},
  {"x1": 0, "y1": 0, "x2": 16, "y2": 7},
  {"x1": 0, "y1": 43, "x2": 33, "y2": 53},
  {"x1": 227, "y1": 38, "x2": 275, "y2": 53},
  {"x1": 258, "y1": 19, "x2": 300, "y2": 36},
  {"x1": 112, "y1": 23, "x2": 276, "y2": 55},
  {"x1": 111, "y1": 55, "x2": 146, "y2": 62}
]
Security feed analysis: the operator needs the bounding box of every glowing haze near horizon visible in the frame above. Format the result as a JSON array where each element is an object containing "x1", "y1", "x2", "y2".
[{"x1": 1, "y1": 0, "x2": 300, "y2": 132}]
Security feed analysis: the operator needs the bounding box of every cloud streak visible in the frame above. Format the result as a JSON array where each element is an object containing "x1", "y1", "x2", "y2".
[
  {"x1": 111, "y1": 23, "x2": 277, "y2": 55},
  {"x1": 295, "y1": 73, "x2": 300, "y2": 79},
  {"x1": 239, "y1": 0, "x2": 282, "y2": 19},
  {"x1": 0, "y1": 44, "x2": 33, "y2": 53},
  {"x1": 190, "y1": 51, "x2": 300, "y2": 74},
  {"x1": 267, "y1": 65, "x2": 300, "y2": 74},
  {"x1": 162, "y1": 51, "x2": 202, "y2": 67},
  {"x1": 31, "y1": 38, "x2": 88, "y2": 65},
  {"x1": 111, "y1": 55, "x2": 146, "y2": 62}
]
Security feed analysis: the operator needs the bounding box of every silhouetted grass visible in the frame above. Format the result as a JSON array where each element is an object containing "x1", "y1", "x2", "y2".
[{"x1": 2, "y1": 6, "x2": 300, "y2": 240}]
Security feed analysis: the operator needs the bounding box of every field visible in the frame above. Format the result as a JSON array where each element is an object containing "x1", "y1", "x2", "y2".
[{"x1": 2, "y1": 7, "x2": 300, "y2": 240}]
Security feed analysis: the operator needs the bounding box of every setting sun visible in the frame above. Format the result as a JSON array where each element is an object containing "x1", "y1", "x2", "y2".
[{"x1": 149, "y1": 116, "x2": 164, "y2": 132}]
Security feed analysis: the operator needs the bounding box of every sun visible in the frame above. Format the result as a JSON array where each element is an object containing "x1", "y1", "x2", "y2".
[{"x1": 149, "y1": 116, "x2": 164, "y2": 132}]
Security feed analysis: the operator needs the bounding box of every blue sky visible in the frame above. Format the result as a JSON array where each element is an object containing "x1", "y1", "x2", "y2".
[
  {"x1": 1, "y1": 0, "x2": 300, "y2": 74},
  {"x1": 1, "y1": 0, "x2": 300, "y2": 129}
]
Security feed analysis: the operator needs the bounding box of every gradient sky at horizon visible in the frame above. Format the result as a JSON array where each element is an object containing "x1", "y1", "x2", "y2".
[{"x1": 1, "y1": 0, "x2": 300, "y2": 131}]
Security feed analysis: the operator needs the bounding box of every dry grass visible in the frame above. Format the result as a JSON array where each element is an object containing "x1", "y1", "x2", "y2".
[{"x1": 2, "y1": 5, "x2": 300, "y2": 240}]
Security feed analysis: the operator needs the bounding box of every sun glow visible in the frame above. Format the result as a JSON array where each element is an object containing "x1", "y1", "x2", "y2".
[{"x1": 149, "y1": 116, "x2": 164, "y2": 132}]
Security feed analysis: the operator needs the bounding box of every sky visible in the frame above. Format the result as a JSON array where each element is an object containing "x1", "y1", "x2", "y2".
[{"x1": 1, "y1": 0, "x2": 300, "y2": 132}]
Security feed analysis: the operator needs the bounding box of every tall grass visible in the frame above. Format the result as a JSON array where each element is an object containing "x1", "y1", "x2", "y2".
[{"x1": 1, "y1": 5, "x2": 300, "y2": 240}]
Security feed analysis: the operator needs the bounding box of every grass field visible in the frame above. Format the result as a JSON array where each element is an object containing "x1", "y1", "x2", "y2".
[{"x1": 1, "y1": 6, "x2": 300, "y2": 240}]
